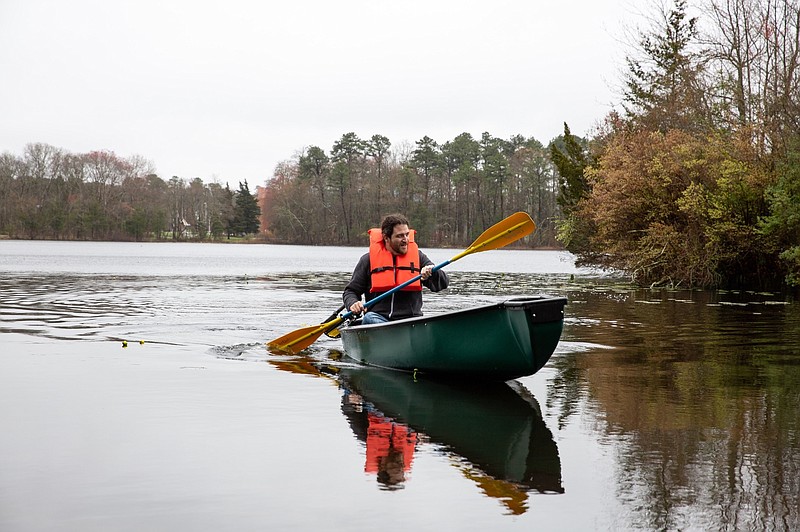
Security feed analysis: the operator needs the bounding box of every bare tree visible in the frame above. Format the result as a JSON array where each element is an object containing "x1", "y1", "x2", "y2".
[{"x1": 703, "y1": 0, "x2": 800, "y2": 155}]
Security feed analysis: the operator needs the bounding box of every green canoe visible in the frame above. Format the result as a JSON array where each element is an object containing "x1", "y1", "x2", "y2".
[{"x1": 339, "y1": 296, "x2": 567, "y2": 381}]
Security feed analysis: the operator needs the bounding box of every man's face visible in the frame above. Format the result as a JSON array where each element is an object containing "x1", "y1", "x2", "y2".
[{"x1": 385, "y1": 224, "x2": 410, "y2": 256}]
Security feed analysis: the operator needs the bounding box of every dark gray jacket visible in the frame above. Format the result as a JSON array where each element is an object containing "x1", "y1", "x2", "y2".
[{"x1": 342, "y1": 250, "x2": 448, "y2": 320}]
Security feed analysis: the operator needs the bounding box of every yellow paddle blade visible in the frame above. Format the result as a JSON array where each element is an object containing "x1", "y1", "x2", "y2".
[
  {"x1": 450, "y1": 212, "x2": 536, "y2": 262},
  {"x1": 323, "y1": 326, "x2": 341, "y2": 339},
  {"x1": 268, "y1": 316, "x2": 343, "y2": 354}
]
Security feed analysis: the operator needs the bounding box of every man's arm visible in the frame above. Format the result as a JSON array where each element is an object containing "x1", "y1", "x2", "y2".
[{"x1": 343, "y1": 253, "x2": 371, "y2": 310}]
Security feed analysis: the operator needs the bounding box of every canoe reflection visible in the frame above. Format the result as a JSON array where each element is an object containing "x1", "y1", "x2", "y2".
[{"x1": 334, "y1": 366, "x2": 564, "y2": 512}]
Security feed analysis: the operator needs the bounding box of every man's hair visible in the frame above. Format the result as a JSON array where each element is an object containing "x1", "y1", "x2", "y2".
[{"x1": 381, "y1": 213, "x2": 410, "y2": 239}]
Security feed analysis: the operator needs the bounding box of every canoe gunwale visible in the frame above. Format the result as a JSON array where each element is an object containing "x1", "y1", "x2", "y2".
[{"x1": 342, "y1": 295, "x2": 567, "y2": 332}]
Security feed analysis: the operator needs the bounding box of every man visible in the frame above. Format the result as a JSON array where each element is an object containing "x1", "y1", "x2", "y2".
[{"x1": 343, "y1": 213, "x2": 448, "y2": 324}]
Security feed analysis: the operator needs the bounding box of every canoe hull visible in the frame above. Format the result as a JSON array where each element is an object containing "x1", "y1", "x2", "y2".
[{"x1": 339, "y1": 296, "x2": 567, "y2": 381}]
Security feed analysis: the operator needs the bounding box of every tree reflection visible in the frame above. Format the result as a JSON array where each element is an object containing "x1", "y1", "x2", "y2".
[{"x1": 549, "y1": 285, "x2": 800, "y2": 530}]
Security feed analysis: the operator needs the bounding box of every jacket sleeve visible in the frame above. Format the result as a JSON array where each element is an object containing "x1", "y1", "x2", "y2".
[
  {"x1": 343, "y1": 253, "x2": 371, "y2": 309},
  {"x1": 419, "y1": 251, "x2": 449, "y2": 292}
]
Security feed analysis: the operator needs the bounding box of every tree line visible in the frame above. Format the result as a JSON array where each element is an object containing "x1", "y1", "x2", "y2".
[
  {"x1": 0, "y1": 144, "x2": 260, "y2": 241},
  {"x1": 261, "y1": 132, "x2": 560, "y2": 249}
]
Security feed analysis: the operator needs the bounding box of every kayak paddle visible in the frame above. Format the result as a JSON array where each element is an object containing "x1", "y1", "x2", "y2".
[{"x1": 268, "y1": 211, "x2": 536, "y2": 354}]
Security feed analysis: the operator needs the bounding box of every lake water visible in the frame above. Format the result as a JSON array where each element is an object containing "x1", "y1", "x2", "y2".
[{"x1": 1, "y1": 240, "x2": 799, "y2": 531}]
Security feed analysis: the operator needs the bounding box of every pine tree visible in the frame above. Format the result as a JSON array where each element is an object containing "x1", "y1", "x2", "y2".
[
  {"x1": 622, "y1": 0, "x2": 708, "y2": 133},
  {"x1": 550, "y1": 123, "x2": 590, "y2": 214},
  {"x1": 231, "y1": 180, "x2": 260, "y2": 236}
]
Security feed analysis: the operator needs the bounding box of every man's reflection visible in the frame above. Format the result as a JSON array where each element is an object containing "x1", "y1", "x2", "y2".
[{"x1": 344, "y1": 389, "x2": 417, "y2": 490}]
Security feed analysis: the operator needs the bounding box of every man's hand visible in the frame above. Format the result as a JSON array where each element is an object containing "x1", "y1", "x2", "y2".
[
  {"x1": 421, "y1": 265, "x2": 433, "y2": 280},
  {"x1": 349, "y1": 301, "x2": 366, "y2": 315}
]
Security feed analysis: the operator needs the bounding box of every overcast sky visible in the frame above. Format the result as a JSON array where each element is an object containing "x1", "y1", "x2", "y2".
[{"x1": 1, "y1": 0, "x2": 636, "y2": 187}]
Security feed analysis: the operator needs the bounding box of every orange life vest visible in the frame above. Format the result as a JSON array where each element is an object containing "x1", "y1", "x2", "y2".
[{"x1": 368, "y1": 228, "x2": 423, "y2": 293}]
